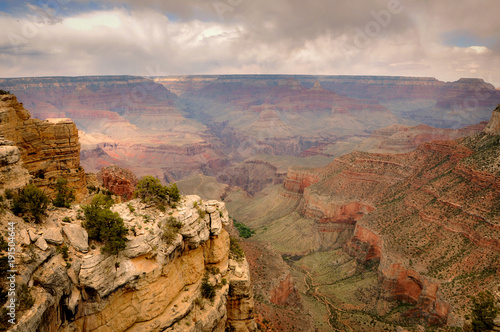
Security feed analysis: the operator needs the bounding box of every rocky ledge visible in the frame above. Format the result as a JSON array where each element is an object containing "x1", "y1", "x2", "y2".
[{"x1": 6, "y1": 195, "x2": 257, "y2": 332}]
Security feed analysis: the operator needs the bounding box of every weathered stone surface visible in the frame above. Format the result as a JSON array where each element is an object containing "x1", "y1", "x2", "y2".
[
  {"x1": 62, "y1": 224, "x2": 89, "y2": 253},
  {"x1": 28, "y1": 228, "x2": 40, "y2": 242},
  {"x1": 9, "y1": 287, "x2": 56, "y2": 332},
  {"x1": 6, "y1": 193, "x2": 255, "y2": 332},
  {"x1": 178, "y1": 195, "x2": 211, "y2": 249},
  {"x1": 0, "y1": 94, "x2": 87, "y2": 200},
  {"x1": 35, "y1": 237, "x2": 48, "y2": 251},
  {"x1": 484, "y1": 104, "x2": 500, "y2": 134},
  {"x1": 97, "y1": 165, "x2": 138, "y2": 200},
  {"x1": 0, "y1": 137, "x2": 30, "y2": 192},
  {"x1": 19, "y1": 228, "x2": 30, "y2": 246},
  {"x1": 32, "y1": 255, "x2": 71, "y2": 297},
  {"x1": 43, "y1": 227, "x2": 64, "y2": 245},
  {"x1": 204, "y1": 230, "x2": 230, "y2": 274},
  {"x1": 227, "y1": 259, "x2": 257, "y2": 331},
  {"x1": 0, "y1": 145, "x2": 20, "y2": 165},
  {"x1": 121, "y1": 234, "x2": 153, "y2": 258}
]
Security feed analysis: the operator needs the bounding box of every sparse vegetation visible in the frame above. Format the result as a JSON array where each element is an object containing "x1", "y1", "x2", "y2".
[
  {"x1": 11, "y1": 184, "x2": 50, "y2": 223},
  {"x1": 229, "y1": 236, "x2": 245, "y2": 261},
  {"x1": 200, "y1": 272, "x2": 215, "y2": 301},
  {"x1": 233, "y1": 220, "x2": 255, "y2": 238},
  {"x1": 197, "y1": 207, "x2": 206, "y2": 219},
  {"x1": 82, "y1": 194, "x2": 128, "y2": 255},
  {"x1": 58, "y1": 245, "x2": 69, "y2": 260},
  {"x1": 52, "y1": 177, "x2": 75, "y2": 208},
  {"x1": 467, "y1": 291, "x2": 499, "y2": 331},
  {"x1": 134, "y1": 176, "x2": 181, "y2": 208},
  {"x1": 0, "y1": 90, "x2": 10, "y2": 95},
  {"x1": 17, "y1": 284, "x2": 34, "y2": 311},
  {"x1": 161, "y1": 216, "x2": 183, "y2": 244}
]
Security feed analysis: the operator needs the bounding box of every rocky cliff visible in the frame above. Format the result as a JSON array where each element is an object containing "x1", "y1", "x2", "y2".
[
  {"x1": 277, "y1": 106, "x2": 500, "y2": 327},
  {"x1": 0, "y1": 94, "x2": 86, "y2": 199},
  {"x1": 97, "y1": 165, "x2": 138, "y2": 200},
  {"x1": 0, "y1": 135, "x2": 30, "y2": 194},
  {"x1": 5, "y1": 195, "x2": 257, "y2": 332}
]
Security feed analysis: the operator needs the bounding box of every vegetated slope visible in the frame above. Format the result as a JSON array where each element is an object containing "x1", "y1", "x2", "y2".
[
  {"x1": 1, "y1": 75, "x2": 496, "y2": 197},
  {"x1": 227, "y1": 106, "x2": 500, "y2": 330}
]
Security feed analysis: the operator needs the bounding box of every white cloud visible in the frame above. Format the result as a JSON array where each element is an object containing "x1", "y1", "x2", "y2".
[{"x1": 0, "y1": 2, "x2": 499, "y2": 87}]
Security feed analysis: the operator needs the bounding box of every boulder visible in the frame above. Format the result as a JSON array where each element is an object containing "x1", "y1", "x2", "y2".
[
  {"x1": 0, "y1": 145, "x2": 20, "y2": 166},
  {"x1": 35, "y1": 237, "x2": 48, "y2": 251},
  {"x1": 43, "y1": 227, "x2": 64, "y2": 245},
  {"x1": 19, "y1": 229, "x2": 31, "y2": 246},
  {"x1": 28, "y1": 228, "x2": 40, "y2": 242},
  {"x1": 62, "y1": 224, "x2": 89, "y2": 253}
]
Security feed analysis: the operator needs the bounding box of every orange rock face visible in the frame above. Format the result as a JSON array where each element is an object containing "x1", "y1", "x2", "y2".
[
  {"x1": 97, "y1": 165, "x2": 138, "y2": 200},
  {"x1": 378, "y1": 262, "x2": 450, "y2": 326},
  {"x1": 0, "y1": 95, "x2": 86, "y2": 199}
]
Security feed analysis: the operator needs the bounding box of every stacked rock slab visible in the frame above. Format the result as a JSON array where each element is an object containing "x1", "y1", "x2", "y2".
[
  {"x1": 0, "y1": 94, "x2": 86, "y2": 199},
  {"x1": 9, "y1": 195, "x2": 257, "y2": 332}
]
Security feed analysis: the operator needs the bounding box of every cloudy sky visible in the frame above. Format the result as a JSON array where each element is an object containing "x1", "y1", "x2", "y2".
[{"x1": 0, "y1": 0, "x2": 499, "y2": 86}]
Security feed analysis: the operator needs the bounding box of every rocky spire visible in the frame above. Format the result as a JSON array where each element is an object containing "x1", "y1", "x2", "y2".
[{"x1": 484, "y1": 104, "x2": 500, "y2": 135}]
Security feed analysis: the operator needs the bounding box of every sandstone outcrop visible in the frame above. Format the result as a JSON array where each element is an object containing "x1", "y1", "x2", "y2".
[
  {"x1": 0, "y1": 136, "x2": 30, "y2": 194},
  {"x1": 484, "y1": 104, "x2": 500, "y2": 134},
  {"x1": 97, "y1": 164, "x2": 138, "y2": 200},
  {"x1": 6, "y1": 195, "x2": 257, "y2": 332},
  {"x1": 0, "y1": 94, "x2": 86, "y2": 199}
]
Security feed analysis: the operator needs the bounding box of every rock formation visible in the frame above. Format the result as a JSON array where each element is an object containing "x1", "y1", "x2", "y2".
[
  {"x1": 227, "y1": 105, "x2": 500, "y2": 330},
  {"x1": 97, "y1": 165, "x2": 138, "y2": 200},
  {"x1": 6, "y1": 195, "x2": 257, "y2": 332},
  {"x1": 0, "y1": 135, "x2": 30, "y2": 194},
  {"x1": 2, "y1": 74, "x2": 499, "y2": 198},
  {"x1": 0, "y1": 94, "x2": 86, "y2": 199},
  {"x1": 275, "y1": 105, "x2": 500, "y2": 327}
]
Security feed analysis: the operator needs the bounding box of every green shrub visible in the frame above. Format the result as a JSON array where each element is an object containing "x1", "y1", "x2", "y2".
[
  {"x1": 82, "y1": 195, "x2": 127, "y2": 255},
  {"x1": 468, "y1": 291, "x2": 499, "y2": 331},
  {"x1": 197, "y1": 207, "x2": 206, "y2": 219},
  {"x1": 0, "y1": 90, "x2": 10, "y2": 95},
  {"x1": 4, "y1": 189, "x2": 14, "y2": 200},
  {"x1": 127, "y1": 204, "x2": 135, "y2": 213},
  {"x1": 59, "y1": 245, "x2": 69, "y2": 260},
  {"x1": 234, "y1": 221, "x2": 255, "y2": 238},
  {"x1": 11, "y1": 184, "x2": 49, "y2": 223},
  {"x1": 17, "y1": 284, "x2": 34, "y2": 311},
  {"x1": 161, "y1": 216, "x2": 183, "y2": 244},
  {"x1": 200, "y1": 272, "x2": 216, "y2": 301},
  {"x1": 229, "y1": 236, "x2": 245, "y2": 261},
  {"x1": 134, "y1": 176, "x2": 181, "y2": 207},
  {"x1": 52, "y1": 178, "x2": 75, "y2": 208},
  {"x1": 62, "y1": 216, "x2": 71, "y2": 223}
]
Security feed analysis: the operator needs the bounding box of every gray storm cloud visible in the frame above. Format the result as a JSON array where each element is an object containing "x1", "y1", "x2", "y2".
[{"x1": 0, "y1": 0, "x2": 498, "y2": 86}]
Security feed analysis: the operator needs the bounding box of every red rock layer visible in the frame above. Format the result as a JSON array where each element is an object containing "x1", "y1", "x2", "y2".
[
  {"x1": 279, "y1": 108, "x2": 500, "y2": 326},
  {"x1": 97, "y1": 165, "x2": 138, "y2": 200}
]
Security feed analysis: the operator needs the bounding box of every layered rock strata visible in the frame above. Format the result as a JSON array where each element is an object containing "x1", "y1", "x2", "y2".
[
  {"x1": 0, "y1": 94, "x2": 86, "y2": 199},
  {"x1": 7, "y1": 195, "x2": 257, "y2": 332},
  {"x1": 278, "y1": 106, "x2": 500, "y2": 327},
  {"x1": 97, "y1": 165, "x2": 138, "y2": 200}
]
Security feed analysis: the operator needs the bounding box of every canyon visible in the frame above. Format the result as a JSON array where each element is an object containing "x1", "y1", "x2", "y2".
[
  {"x1": 1, "y1": 74, "x2": 500, "y2": 331},
  {"x1": 0, "y1": 94, "x2": 257, "y2": 332},
  {"x1": 1, "y1": 75, "x2": 499, "y2": 194},
  {"x1": 227, "y1": 105, "x2": 500, "y2": 331}
]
